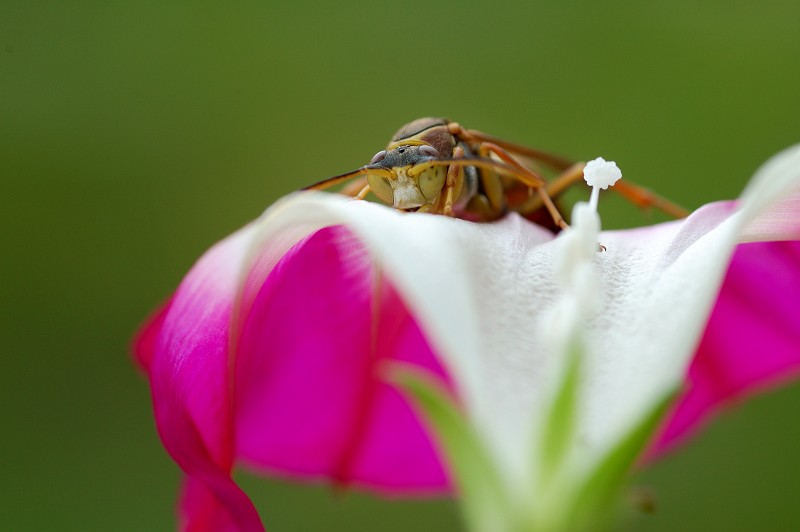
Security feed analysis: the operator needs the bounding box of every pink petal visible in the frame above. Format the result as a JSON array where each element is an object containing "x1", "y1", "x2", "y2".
[
  {"x1": 234, "y1": 226, "x2": 451, "y2": 493},
  {"x1": 133, "y1": 299, "x2": 170, "y2": 373},
  {"x1": 134, "y1": 224, "x2": 454, "y2": 530},
  {"x1": 650, "y1": 239, "x2": 800, "y2": 455},
  {"x1": 135, "y1": 226, "x2": 265, "y2": 531}
]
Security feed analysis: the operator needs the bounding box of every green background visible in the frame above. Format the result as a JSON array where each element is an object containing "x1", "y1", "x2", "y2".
[{"x1": 2, "y1": 1, "x2": 799, "y2": 530}]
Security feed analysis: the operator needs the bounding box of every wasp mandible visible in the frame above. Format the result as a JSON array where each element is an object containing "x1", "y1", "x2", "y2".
[{"x1": 304, "y1": 117, "x2": 688, "y2": 229}]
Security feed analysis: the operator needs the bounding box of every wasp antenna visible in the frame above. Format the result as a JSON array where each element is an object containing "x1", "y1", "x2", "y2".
[{"x1": 302, "y1": 167, "x2": 392, "y2": 192}]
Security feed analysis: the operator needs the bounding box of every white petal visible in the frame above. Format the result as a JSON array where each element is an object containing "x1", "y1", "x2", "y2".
[
  {"x1": 236, "y1": 144, "x2": 800, "y2": 492},
  {"x1": 581, "y1": 145, "x2": 800, "y2": 458}
]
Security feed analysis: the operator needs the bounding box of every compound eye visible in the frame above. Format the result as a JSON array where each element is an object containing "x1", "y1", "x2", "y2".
[
  {"x1": 370, "y1": 150, "x2": 387, "y2": 164},
  {"x1": 419, "y1": 166, "x2": 445, "y2": 201},
  {"x1": 418, "y1": 145, "x2": 440, "y2": 158},
  {"x1": 367, "y1": 173, "x2": 393, "y2": 205}
]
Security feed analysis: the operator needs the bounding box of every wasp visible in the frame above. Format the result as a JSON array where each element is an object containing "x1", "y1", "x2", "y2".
[{"x1": 304, "y1": 117, "x2": 687, "y2": 229}]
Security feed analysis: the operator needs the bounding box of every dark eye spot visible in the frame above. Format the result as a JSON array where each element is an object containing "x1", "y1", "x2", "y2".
[{"x1": 397, "y1": 147, "x2": 406, "y2": 153}]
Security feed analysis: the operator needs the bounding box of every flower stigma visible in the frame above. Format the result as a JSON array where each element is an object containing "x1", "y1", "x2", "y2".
[
  {"x1": 583, "y1": 157, "x2": 623, "y2": 212},
  {"x1": 548, "y1": 156, "x2": 624, "y2": 387}
]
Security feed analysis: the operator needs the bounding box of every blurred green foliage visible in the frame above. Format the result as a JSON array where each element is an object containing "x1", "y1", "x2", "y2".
[{"x1": 1, "y1": 1, "x2": 799, "y2": 530}]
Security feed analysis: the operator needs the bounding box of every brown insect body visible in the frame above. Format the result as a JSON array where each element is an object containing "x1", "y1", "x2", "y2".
[
  {"x1": 304, "y1": 117, "x2": 688, "y2": 230},
  {"x1": 385, "y1": 117, "x2": 561, "y2": 226},
  {"x1": 380, "y1": 117, "x2": 477, "y2": 217},
  {"x1": 390, "y1": 117, "x2": 455, "y2": 157}
]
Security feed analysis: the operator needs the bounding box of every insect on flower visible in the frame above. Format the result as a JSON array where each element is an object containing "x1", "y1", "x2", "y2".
[
  {"x1": 134, "y1": 128, "x2": 800, "y2": 531},
  {"x1": 304, "y1": 117, "x2": 689, "y2": 228}
]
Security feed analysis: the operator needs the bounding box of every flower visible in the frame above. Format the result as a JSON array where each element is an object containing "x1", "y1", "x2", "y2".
[{"x1": 135, "y1": 145, "x2": 800, "y2": 531}]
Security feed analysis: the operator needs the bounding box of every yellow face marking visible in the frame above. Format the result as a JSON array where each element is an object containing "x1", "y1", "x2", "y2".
[
  {"x1": 389, "y1": 166, "x2": 428, "y2": 209},
  {"x1": 367, "y1": 172, "x2": 394, "y2": 205},
  {"x1": 418, "y1": 165, "x2": 446, "y2": 201}
]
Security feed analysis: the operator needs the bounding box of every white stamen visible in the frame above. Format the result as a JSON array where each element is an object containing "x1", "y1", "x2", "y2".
[{"x1": 584, "y1": 157, "x2": 622, "y2": 212}]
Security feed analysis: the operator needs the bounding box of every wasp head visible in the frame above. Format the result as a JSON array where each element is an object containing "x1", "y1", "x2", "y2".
[{"x1": 365, "y1": 144, "x2": 445, "y2": 210}]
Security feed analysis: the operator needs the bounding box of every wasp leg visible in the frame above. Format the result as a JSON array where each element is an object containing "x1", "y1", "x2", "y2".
[
  {"x1": 441, "y1": 146, "x2": 466, "y2": 216},
  {"x1": 410, "y1": 157, "x2": 566, "y2": 227},
  {"x1": 478, "y1": 142, "x2": 569, "y2": 230},
  {"x1": 476, "y1": 144, "x2": 508, "y2": 213},
  {"x1": 517, "y1": 163, "x2": 690, "y2": 219},
  {"x1": 340, "y1": 177, "x2": 371, "y2": 201},
  {"x1": 448, "y1": 122, "x2": 573, "y2": 171},
  {"x1": 613, "y1": 180, "x2": 690, "y2": 218},
  {"x1": 465, "y1": 194, "x2": 497, "y2": 220},
  {"x1": 340, "y1": 177, "x2": 369, "y2": 197},
  {"x1": 355, "y1": 184, "x2": 371, "y2": 200}
]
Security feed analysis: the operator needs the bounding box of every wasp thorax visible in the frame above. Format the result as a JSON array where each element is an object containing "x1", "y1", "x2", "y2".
[{"x1": 366, "y1": 144, "x2": 446, "y2": 209}]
